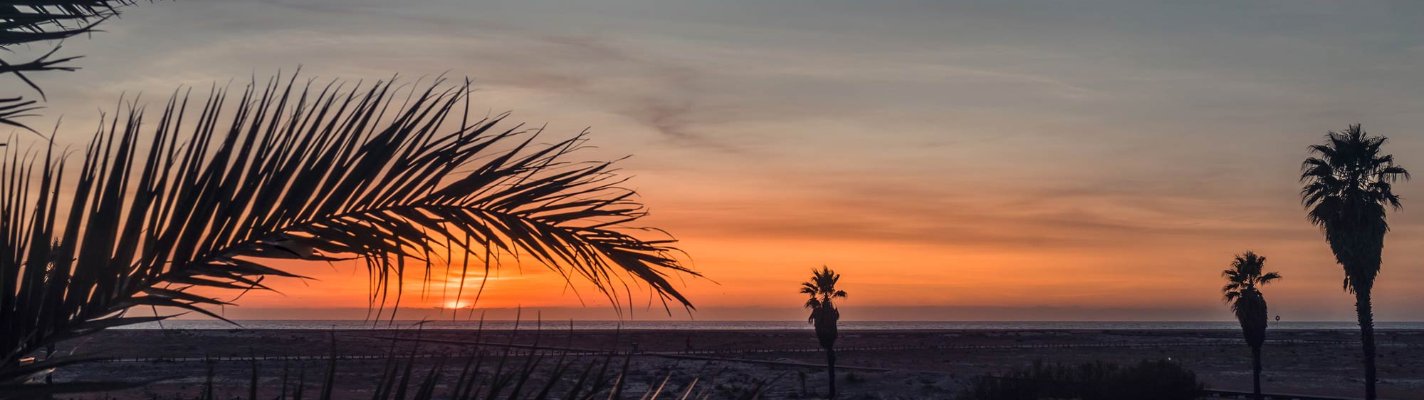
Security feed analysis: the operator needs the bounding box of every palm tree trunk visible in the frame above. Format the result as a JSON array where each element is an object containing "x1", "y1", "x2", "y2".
[
  {"x1": 1355, "y1": 289, "x2": 1377, "y2": 400},
  {"x1": 1251, "y1": 345, "x2": 1262, "y2": 399},
  {"x1": 826, "y1": 349, "x2": 837, "y2": 399}
]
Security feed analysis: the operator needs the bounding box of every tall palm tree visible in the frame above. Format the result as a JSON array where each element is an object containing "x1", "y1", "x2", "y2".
[
  {"x1": 1300, "y1": 124, "x2": 1409, "y2": 400},
  {"x1": 1221, "y1": 251, "x2": 1280, "y2": 399},
  {"x1": 802, "y1": 266, "x2": 846, "y2": 399},
  {"x1": 0, "y1": 76, "x2": 699, "y2": 391}
]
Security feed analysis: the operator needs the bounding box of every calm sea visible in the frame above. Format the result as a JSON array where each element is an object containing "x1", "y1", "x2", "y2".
[{"x1": 113, "y1": 320, "x2": 1424, "y2": 331}]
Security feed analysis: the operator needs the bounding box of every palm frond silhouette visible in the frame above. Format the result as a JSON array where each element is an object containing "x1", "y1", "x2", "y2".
[
  {"x1": 1221, "y1": 251, "x2": 1279, "y2": 399},
  {"x1": 1, "y1": 0, "x2": 138, "y2": 131},
  {"x1": 1299, "y1": 124, "x2": 1408, "y2": 400},
  {"x1": 0, "y1": 76, "x2": 698, "y2": 386}
]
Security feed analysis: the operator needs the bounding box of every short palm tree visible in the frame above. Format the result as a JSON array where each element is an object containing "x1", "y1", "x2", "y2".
[
  {"x1": 0, "y1": 76, "x2": 698, "y2": 391},
  {"x1": 1221, "y1": 251, "x2": 1280, "y2": 399},
  {"x1": 1300, "y1": 124, "x2": 1409, "y2": 400},
  {"x1": 802, "y1": 266, "x2": 846, "y2": 399}
]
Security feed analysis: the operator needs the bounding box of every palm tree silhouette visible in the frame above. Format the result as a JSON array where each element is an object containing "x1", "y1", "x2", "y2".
[
  {"x1": 1300, "y1": 124, "x2": 1409, "y2": 400},
  {"x1": 802, "y1": 266, "x2": 846, "y2": 399},
  {"x1": 1221, "y1": 251, "x2": 1280, "y2": 399}
]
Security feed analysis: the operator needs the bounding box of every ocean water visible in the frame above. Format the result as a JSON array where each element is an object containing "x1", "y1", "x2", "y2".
[{"x1": 113, "y1": 320, "x2": 1424, "y2": 331}]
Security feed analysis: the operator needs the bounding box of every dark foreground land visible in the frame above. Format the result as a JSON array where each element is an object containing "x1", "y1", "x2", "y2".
[{"x1": 47, "y1": 329, "x2": 1424, "y2": 399}]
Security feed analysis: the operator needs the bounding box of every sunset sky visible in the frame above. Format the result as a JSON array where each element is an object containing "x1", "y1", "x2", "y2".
[{"x1": 8, "y1": 0, "x2": 1424, "y2": 321}]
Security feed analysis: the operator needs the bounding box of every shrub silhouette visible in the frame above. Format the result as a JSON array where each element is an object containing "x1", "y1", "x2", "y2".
[{"x1": 956, "y1": 359, "x2": 1202, "y2": 400}]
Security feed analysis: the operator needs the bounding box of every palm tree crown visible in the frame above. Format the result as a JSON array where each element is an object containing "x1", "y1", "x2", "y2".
[
  {"x1": 801, "y1": 266, "x2": 847, "y2": 316},
  {"x1": 1299, "y1": 124, "x2": 1409, "y2": 292},
  {"x1": 1221, "y1": 251, "x2": 1281, "y2": 314}
]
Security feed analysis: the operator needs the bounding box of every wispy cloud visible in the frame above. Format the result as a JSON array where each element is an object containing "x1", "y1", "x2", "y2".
[{"x1": 19, "y1": 0, "x2": 1424, "y2": 320}]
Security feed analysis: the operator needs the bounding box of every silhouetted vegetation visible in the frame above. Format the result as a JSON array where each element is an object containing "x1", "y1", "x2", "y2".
[
  {"x1": 801, "y1": 266, "x2": 846, "y2": 399},
  {"x1": 0, "y1": 1, "x2": 710, "y2": 396},
  {"x1": 955, "y1": 360, "x2": 1203, "y2": 400},
  {"x1": 1221, "y1": 251, "x2": 1280, "y2": 399},
  {"x1": 2, "y1": 1, "x2": 1422, "y2": 397},
  {"x1": 1299, "y1": 124, "x2": 1409, "y2": 400},
  {"x1": 1, "y1": 0, "x2": 138, "y2": 131},
  {"x1": 0, "y1": 76, "x2": 698, "y2": 395},
  {"x1": 2, "y1": 3, "x2": 699, "y2": 395},
  {"x1": 62, "y1": 328, "x2": 771, "y2": 400}
]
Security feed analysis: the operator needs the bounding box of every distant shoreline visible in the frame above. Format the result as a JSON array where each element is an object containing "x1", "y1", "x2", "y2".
[
  {"x1": 63, "y1": 327, "x2": 1424, "y2": 398},
  {"x1": 111, "y1": 320, "x2": 1424, "y2": 331}
]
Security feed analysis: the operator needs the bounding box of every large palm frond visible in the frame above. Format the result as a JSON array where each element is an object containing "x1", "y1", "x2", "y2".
[
  {"x1": 0, "y1": 75, "x2": 698, "y2": 378},
  {"x1": 1299, "y1": 124, "x2": 1408, "y2": 292}
]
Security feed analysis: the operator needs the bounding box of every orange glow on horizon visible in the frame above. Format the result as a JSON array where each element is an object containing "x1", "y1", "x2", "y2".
[{"x1": 223, "y1": 198, "x2": 1424, "y2": 322}]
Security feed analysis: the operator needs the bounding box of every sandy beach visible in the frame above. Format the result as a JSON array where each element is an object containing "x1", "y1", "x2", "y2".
[{"x1": 43, "y1": 328, "x2": 1424, "y2": 399}]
